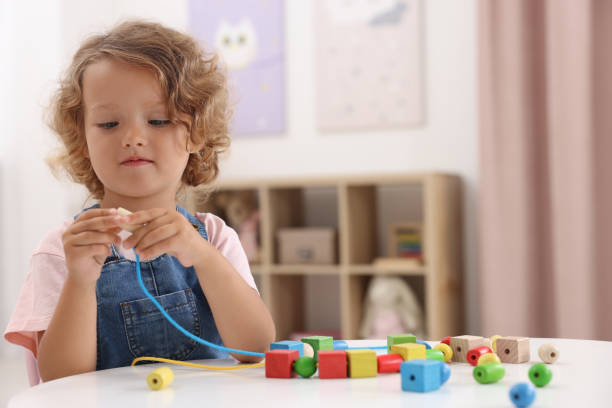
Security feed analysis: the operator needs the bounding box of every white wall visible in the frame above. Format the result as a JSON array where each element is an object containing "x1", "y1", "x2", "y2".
[{"x1": 0, "y1": 0, "x2": 478, "y2": 357}]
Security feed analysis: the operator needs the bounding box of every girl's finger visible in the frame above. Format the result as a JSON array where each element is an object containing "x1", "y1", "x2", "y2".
[
  {"x1": 121, "y1": 208, "x2": 168, "y2": 227},
  {"x1": 75, "y1": 208, "x2": 117, "y2": 222},
  {"x1": 134, "y1": 224, "x2": 178, "y2": 254},
  {"x1": 70, "y1": 215, "x2": 123, "y2": 234},
  {"x1": 136, "y1": 236, "x2": 178, "y2": 260},
  {"x1": 66, "y1": 231, "x2": 121, "y2": 247},
  {"x1": 122, "y1": 213, "x2": 173, "y2": 249}
]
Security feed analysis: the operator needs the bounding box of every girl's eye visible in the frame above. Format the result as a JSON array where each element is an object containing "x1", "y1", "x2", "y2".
[
  {"x1": 97, "y1": 122, "x2": 118, "y2": 129},
  {"x1": 149, "y1": 119, "x2": 171, "y2": 127}
]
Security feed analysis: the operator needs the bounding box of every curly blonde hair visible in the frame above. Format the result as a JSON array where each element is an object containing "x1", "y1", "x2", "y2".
[{"x1": 47, "y1": 20, "x2": 231, "y2": 199}]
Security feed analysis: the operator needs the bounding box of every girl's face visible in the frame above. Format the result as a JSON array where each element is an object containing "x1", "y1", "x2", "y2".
[{"x1": 82, "y1": 58, "x2": 191, "y2": 204}]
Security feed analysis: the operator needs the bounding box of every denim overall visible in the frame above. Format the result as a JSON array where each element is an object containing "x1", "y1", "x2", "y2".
[{"x1": 76, "y1": 204, "x2": 228, "y2": 370}]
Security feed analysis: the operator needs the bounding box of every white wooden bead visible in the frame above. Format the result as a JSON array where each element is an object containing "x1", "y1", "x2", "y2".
[
  {"x1": 303, "y1": 342, "x2": 314, "y2": 358},
  {"x1": 538, "y1": 343, "x2": 559, "y2": 364}
]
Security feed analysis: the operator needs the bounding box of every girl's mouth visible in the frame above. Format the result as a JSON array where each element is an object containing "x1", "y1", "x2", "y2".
[{"x1": 121, "y1": 159, "x2": 153, "y2": 167}]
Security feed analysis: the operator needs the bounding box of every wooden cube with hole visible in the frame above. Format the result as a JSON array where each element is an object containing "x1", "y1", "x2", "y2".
[
  {"x1": 450, "y1": 335, "x2": 489, "y2": 363},
  {"x1": 496, "y1": 336, "x2": 530, "y2": 363}
]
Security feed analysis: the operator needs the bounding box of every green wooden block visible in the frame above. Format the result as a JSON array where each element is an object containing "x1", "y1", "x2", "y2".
[
  {"x1": 301, "y1": 336, "x2": 334, "y2": 361},
  {"x1": 387, "y1": 334, "x2": 417, "y2": 353}
]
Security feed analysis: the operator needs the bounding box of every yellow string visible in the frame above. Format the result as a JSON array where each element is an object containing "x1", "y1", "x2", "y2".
[{"x1": 131, "y1": 356, "x2": 265, "y2": 370}]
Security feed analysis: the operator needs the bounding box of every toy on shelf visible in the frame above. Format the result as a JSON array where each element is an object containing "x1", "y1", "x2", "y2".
[
  {"x1": 207, "y1": 190, "x2": 261, "y2": 263},
  {"x1": 388, "y1": 222, "x2": 424, "y2": 261},
  {"x1": 359, "y1": 276, "x2": 425, "y2": 339}
]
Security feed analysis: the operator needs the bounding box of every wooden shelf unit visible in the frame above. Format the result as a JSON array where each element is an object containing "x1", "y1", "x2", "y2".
[{"x1": 184, "y1": 173, "x2": 464, "y2": 341}]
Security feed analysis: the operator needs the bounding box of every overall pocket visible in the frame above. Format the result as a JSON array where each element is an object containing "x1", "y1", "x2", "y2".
[{"x1": 121, "y1": 288, "x2": 201, "y2": 361}]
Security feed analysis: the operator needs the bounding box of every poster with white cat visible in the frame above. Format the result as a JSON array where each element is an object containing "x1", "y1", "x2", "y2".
[
  {"x1": 315, "y1": 0, "x2": 424, "y2": 131},
  {"x1": 188, "y1": 0, "x2": 285, "y2": 136}
]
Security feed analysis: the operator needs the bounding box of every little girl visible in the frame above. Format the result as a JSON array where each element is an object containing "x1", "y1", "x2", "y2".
[{"x1": 3, "y1": 20, "x2": 276, "y2": 383}]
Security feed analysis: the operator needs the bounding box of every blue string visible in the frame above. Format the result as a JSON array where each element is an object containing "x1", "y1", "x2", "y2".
[
  {"x1": 346, "y1": 346, "x2": 388, "y2": 350},
  {"x1": 134, "y1": 251, "x2": 265, "y2": 357}
]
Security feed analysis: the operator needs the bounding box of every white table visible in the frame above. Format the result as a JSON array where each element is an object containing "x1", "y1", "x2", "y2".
[{"x1": 9, "y1": 338, "x2": 612, "y2": 407}]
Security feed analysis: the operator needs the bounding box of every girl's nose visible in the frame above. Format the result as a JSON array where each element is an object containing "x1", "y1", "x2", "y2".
[{"x1": 121, "y1": 124, "x2": 146, "y2": 147}]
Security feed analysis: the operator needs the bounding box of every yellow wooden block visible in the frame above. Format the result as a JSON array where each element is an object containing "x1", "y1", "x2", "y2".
[
  {"x1": 346, "y1": 349, "x2": 378, "y2": 378},
  {"x1": 390, "y1": 343, "x2": 427, "y2": 361}
]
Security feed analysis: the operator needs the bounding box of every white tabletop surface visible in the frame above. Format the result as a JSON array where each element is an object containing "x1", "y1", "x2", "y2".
[{"x1": 8, "y1": 338, "x2": 612, "y2": 407}]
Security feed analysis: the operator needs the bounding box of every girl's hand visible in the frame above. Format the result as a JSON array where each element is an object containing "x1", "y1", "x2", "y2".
[
  {"x1": 62, "y1": 208, "x2": 122, "y2": 286},
  {"x1": 121, "y1": 208, "x2": 207, "y2": 267}
]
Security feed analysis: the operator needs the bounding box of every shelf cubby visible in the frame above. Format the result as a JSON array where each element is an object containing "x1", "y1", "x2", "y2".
[{"x1": 186, "y1": 173, "x2": 463, "y2": 340}]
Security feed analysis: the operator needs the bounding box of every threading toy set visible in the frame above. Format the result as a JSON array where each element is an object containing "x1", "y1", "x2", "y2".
[
  {"x1": 131, "y1": 251, "x2": 558, "y2": 408},
  {"x1": 122, "y1": 208, "x2": 558, "y2": 407}
]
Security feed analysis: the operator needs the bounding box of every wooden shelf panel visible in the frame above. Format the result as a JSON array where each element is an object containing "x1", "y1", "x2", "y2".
[
  {"x1": 269, "y1": 265, "x2": 342, "y2": 275},
  {"x1": 348, "y1": 264, "x2": 426, "y2": 276}
]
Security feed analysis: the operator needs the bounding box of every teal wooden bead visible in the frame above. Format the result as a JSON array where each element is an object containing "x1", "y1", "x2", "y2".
[
  {"x1": 528, "y1": 363, "x2": 552, "y2": 387},
  {"x1": 473, "y1": 362, "x2": 506, "y2": 384},
  {"x1": 293, "y1": 356, "x2": 317, "y2": 378},
  {"x1": 426, "y1": 349, "x2": 445, "y2": 361}
]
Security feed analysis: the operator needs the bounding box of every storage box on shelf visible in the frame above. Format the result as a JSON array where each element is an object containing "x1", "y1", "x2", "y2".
[{"x1": 183, "y1": 173, "x2": 463, "y2": 341}]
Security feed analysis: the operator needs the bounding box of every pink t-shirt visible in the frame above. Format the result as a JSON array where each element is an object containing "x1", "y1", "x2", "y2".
[{"x1": 3, "y1": 212, "x2": 257, "y2": 385}]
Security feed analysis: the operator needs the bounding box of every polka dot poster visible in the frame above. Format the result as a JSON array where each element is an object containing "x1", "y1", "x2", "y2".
[
  {"x1": 315, "y1": 0, "x2": 424, "y2": 131},
  {"x1": 189, "y1": 0, "x2": 286, "y2": 136}
]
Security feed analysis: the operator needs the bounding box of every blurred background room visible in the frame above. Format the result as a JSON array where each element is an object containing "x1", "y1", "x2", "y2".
[{"x1": 1, "y1": 0, "x2": 610, "y2": 404}]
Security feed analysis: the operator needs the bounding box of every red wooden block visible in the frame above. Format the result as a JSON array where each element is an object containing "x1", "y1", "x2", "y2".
[
  {"x1": 265, "y1": 349, "x2": 299, "y2": 378},
  {"x1": 466, "y1": 346, "x2": 493, "y2": 366},
  {"x1": 318, "y1": 350, "x2": 347, "y2": 379},
  {"x1": 377, "y1": 353, "x2": 404, "y2": 373},
  {"x1": 441, "y1": 336, "x2": 451, "y2": 345}
]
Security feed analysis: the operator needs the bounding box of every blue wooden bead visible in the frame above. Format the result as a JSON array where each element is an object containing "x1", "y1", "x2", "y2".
[
  {"x1": 271, "y1": 340, "x2": 304, "y2": 357},
  {"x1": 401, "y1": 360, "x2": 449, "y2": 392},
  {"x1": 333, "y1": 340, "x2": 349, "y2": 350},
  {"x1": 509, "y1": 383, "x2": 536, "y2": 408},
  {"x1": 416, "y1": 339, "x2": 432, "y2": 350}
]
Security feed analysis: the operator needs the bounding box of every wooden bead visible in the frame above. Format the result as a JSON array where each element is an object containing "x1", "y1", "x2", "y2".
[
  {"x1": 450, "y1": 335, "x2": 488, "y2": 363},
  {"x1": 387, "y1": 334, "x2": 417, "y2": 353},
  {"x1": 265, "y1": 350, "x2": 300, "y2": 378},
  {"x1": 440, "y1": 336, "x2": 451, "y2": 345},
  {"x1": 509, "y1": 383, "x2": 536, "y2": 407},
  {"x1": 473, "y1": 362, "x2": 505, "y2": 384},
  {"x1": 490, "y1": 334, "x2": 502, "y2": 353},
  {"x1": 434, "y1": 343, "x2": 453, "y2": 363},
  {"x1": 346, "y1": 349, "x2": 378, "y2": 378},
  {"x1": 377, "y1": 353, "x2": 403, "y2": 373},
  {"x1": 466, "y1": 346, "x2": 493, "y2": 366},
  {"x1": 391, "y1": 343, "x2": 427, "y2": 361},
  {"x1": 303, "y1": 342, "x2": 315, "y2": 358},
  {"x1": 528, "y1": 363, "x2": 552, "y2": 387},
  {"x1": 496, "y1": 337, "x2": 530, "y2": 364},
  {"x1": 538, "y1": 343, "x2": 559, "y2": 364},
  {"x1": 318, "y1": 350, "x2": 347, "y2": 379},
  {"x1": 147, "y1": 367, "x2": 174, "y2": 391},
  {"x1": 426, "y1": 349, "x2": 445, "y2": 362},
  {"x1": 301, "y1": 336, "x2": 333, "y2": 362},
  {"x1": 477, "y1": 352, "x2": 501, "y2": 366},
  {"x1": 293, "y1": 356, "x2": 317, "y2": 378}
]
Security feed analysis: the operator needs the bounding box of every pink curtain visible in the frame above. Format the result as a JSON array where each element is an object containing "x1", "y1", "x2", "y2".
[{"x1": 479, "y1": 0, "x2": 612, "y2": 340}]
